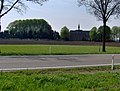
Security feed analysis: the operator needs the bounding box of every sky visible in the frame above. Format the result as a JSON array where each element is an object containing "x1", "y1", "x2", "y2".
[{"x1": 2, "y1": 0, "x2": 120, "y2": 33}]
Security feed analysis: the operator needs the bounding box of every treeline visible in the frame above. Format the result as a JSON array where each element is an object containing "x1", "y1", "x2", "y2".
[
  {"x1": 0, "y1": 19, "x2": 60, "y2": 40},
  {"x1": 89, "y1": 26, "x2": 120, "y2": 42}
]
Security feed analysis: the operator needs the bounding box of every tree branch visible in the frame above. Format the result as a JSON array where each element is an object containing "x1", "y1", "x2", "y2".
[
  {"x1": 0, "y1": 0, "x2": 4, "y2": 14},
  {"x1": 106, "y1": 1, "x2": 120, "y2": 21},
  {"x1": 0, "y1": 0, "x2": 19, "y2": 18}
]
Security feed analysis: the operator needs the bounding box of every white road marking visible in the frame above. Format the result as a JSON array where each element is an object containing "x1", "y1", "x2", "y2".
[{"x1": 1, "y1": 63, "x2": 120, "y2": 71}]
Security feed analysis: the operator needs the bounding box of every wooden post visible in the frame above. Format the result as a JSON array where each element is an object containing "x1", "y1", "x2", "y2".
[
  {"x1": 49, "y1": 46, "x2": 52, "y2": 54},
  {"x1": 112, "y1": 54, "x2": 114, "y2": 70}
]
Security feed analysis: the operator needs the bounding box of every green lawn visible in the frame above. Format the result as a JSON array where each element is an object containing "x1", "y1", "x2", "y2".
[
  {"x1": 0, "y1": 66, "x2": 120, "y2": 91},
  {"x1": 0, "y1": 45, "x2": 120, "y2": 55}
]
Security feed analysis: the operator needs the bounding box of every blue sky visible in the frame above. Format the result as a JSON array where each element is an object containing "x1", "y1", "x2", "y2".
[{"x1": 2, "y1": 0, "x2": 120, "y2": 32}]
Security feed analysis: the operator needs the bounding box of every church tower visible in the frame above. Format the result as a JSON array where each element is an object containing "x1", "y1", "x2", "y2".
[{"x1": 78, "y1": 24, "x2": 80, "y2": 30}]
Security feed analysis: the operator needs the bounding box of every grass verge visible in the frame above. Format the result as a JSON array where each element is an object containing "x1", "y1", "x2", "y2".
[
  {"x1": 0, "y1": 45, "x2": 120, "y2": 55},
  {"x1": 0, "y1": 65, "x2": 120, "y2": 91}
]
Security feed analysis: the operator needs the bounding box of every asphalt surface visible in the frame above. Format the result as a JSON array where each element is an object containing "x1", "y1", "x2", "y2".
[{"x1": 0, "y1": 54, "x2": 120, "y2": 70}]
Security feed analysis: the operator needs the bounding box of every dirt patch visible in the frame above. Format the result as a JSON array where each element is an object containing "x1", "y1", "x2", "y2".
[{"x1": 0, "y1": 39, "x2": 119, "y2": 47}]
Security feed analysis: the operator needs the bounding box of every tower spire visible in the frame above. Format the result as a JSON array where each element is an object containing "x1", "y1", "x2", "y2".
[{"x1": 78, "y1": 24, "x2": 80, "y2": 30}]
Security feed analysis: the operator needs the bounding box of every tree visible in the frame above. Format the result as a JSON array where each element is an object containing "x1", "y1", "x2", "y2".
[
  {"x1": 89, "y1": 27, "x2": 97, "y2": 41},
  {"x1": 60, "y1": 26, "x2": 69, "y2": 41},
  {"x1": 78, "y1": 0, "x2": 120, "y2": 52},
  {"x1": 53, "y1": 31, "x2": 60, "y2": 40},
  {"x1": 118, "y1": 27, "x2": 120, "y2": 42},
  {"x1": 97, "y1": 26, "x2": 112, "y2": 42},
  {"x1": 3, "y1": 30, "x2": 10, "y2": 39},
  {"x1": 0, "y1": 0, "x2": 48, "y2": 31},
  {"x1": 112, "y1": 26, "x2": 119, "y2": 41},
  {"x1": 7, "y1": 19, "x2": 54, "y2": 39}
]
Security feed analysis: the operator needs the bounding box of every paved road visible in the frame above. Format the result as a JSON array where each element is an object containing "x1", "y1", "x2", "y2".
[{"x1": 0, "y1": 54, "x2": 120, "y2": 70}]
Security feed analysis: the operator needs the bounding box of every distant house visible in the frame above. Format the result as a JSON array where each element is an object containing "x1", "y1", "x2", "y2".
[{"x1": 69, "y1": 24, "x2": 90, "y2": 41}]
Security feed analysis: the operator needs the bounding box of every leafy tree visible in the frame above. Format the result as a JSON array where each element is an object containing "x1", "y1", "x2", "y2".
[
  {"x1": 97, "y1": 26, "x2": 112, "y2": 42},
  {"x1": 7, "y1": 19, "x2": 54, "y2": 39},
  {"x1": 60, "y1": 26, "x2": 69, "y2": 41},
  {"x1": 53, "y1": 31, "x2": 60, "y2": 40},
  {"x1": 3, "y1": 30, "x2": 10, "y2": 39},
  {"x1": 89, "y1": 27, "x2": 97, "y2": 41},
  {"x1": 112, "y1": 26, "x2": 119, "y2": 41},
  {"x1": 118, "y1": 27, "x2": 120, "y2": 42},
  {"x1": 0, "y1": 0, "x2": 48, "y2": 31},
  {"x1": 0, "y1": 32, "x2": 4, "y2": 38},
  {"x1": 78, "y1": 0, "x2": 120, "y2": 52}
]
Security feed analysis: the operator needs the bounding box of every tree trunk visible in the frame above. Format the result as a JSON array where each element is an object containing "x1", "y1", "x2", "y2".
[
  {"x1": 102, "y1": 20, "x2": 106, "y2": 52},
  {"x1": 0, "y1": 17, "x2": 1, "y2": 32}
]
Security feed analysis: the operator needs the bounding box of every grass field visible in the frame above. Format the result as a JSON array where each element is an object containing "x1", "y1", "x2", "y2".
[
  {"x1": 0, "y1": 45, "x2": 120, "y2": 55},
  {"x1": 0, "y1": 66, "x2": 120, "y2": 91}
]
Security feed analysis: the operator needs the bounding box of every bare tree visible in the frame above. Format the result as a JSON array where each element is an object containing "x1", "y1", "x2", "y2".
[
  {"x1": 78, "y1": 0, "x2": 120, "y2": 52},
  {"x1": 0, "y1": 0, "x2": 48, "y2": 31}
]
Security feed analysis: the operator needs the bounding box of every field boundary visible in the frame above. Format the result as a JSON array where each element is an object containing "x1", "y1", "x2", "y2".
[{"x1": 0, "y1": 39, "x2": 120, "y2": 46}]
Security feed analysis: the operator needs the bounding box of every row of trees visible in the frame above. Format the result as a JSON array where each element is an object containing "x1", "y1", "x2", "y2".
[
  {"x1": 0, "y1": 19, "x2": 70, "y2": 40},
  {"x1": 89, "y1": 26, "x2": 120, "y2": 42},
  {"x1": 0, "y1": 19, "x2": 60, "y2": 40},
  {"x1": 1, "y1": 22, "x2": 70, "y2": 41}
]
